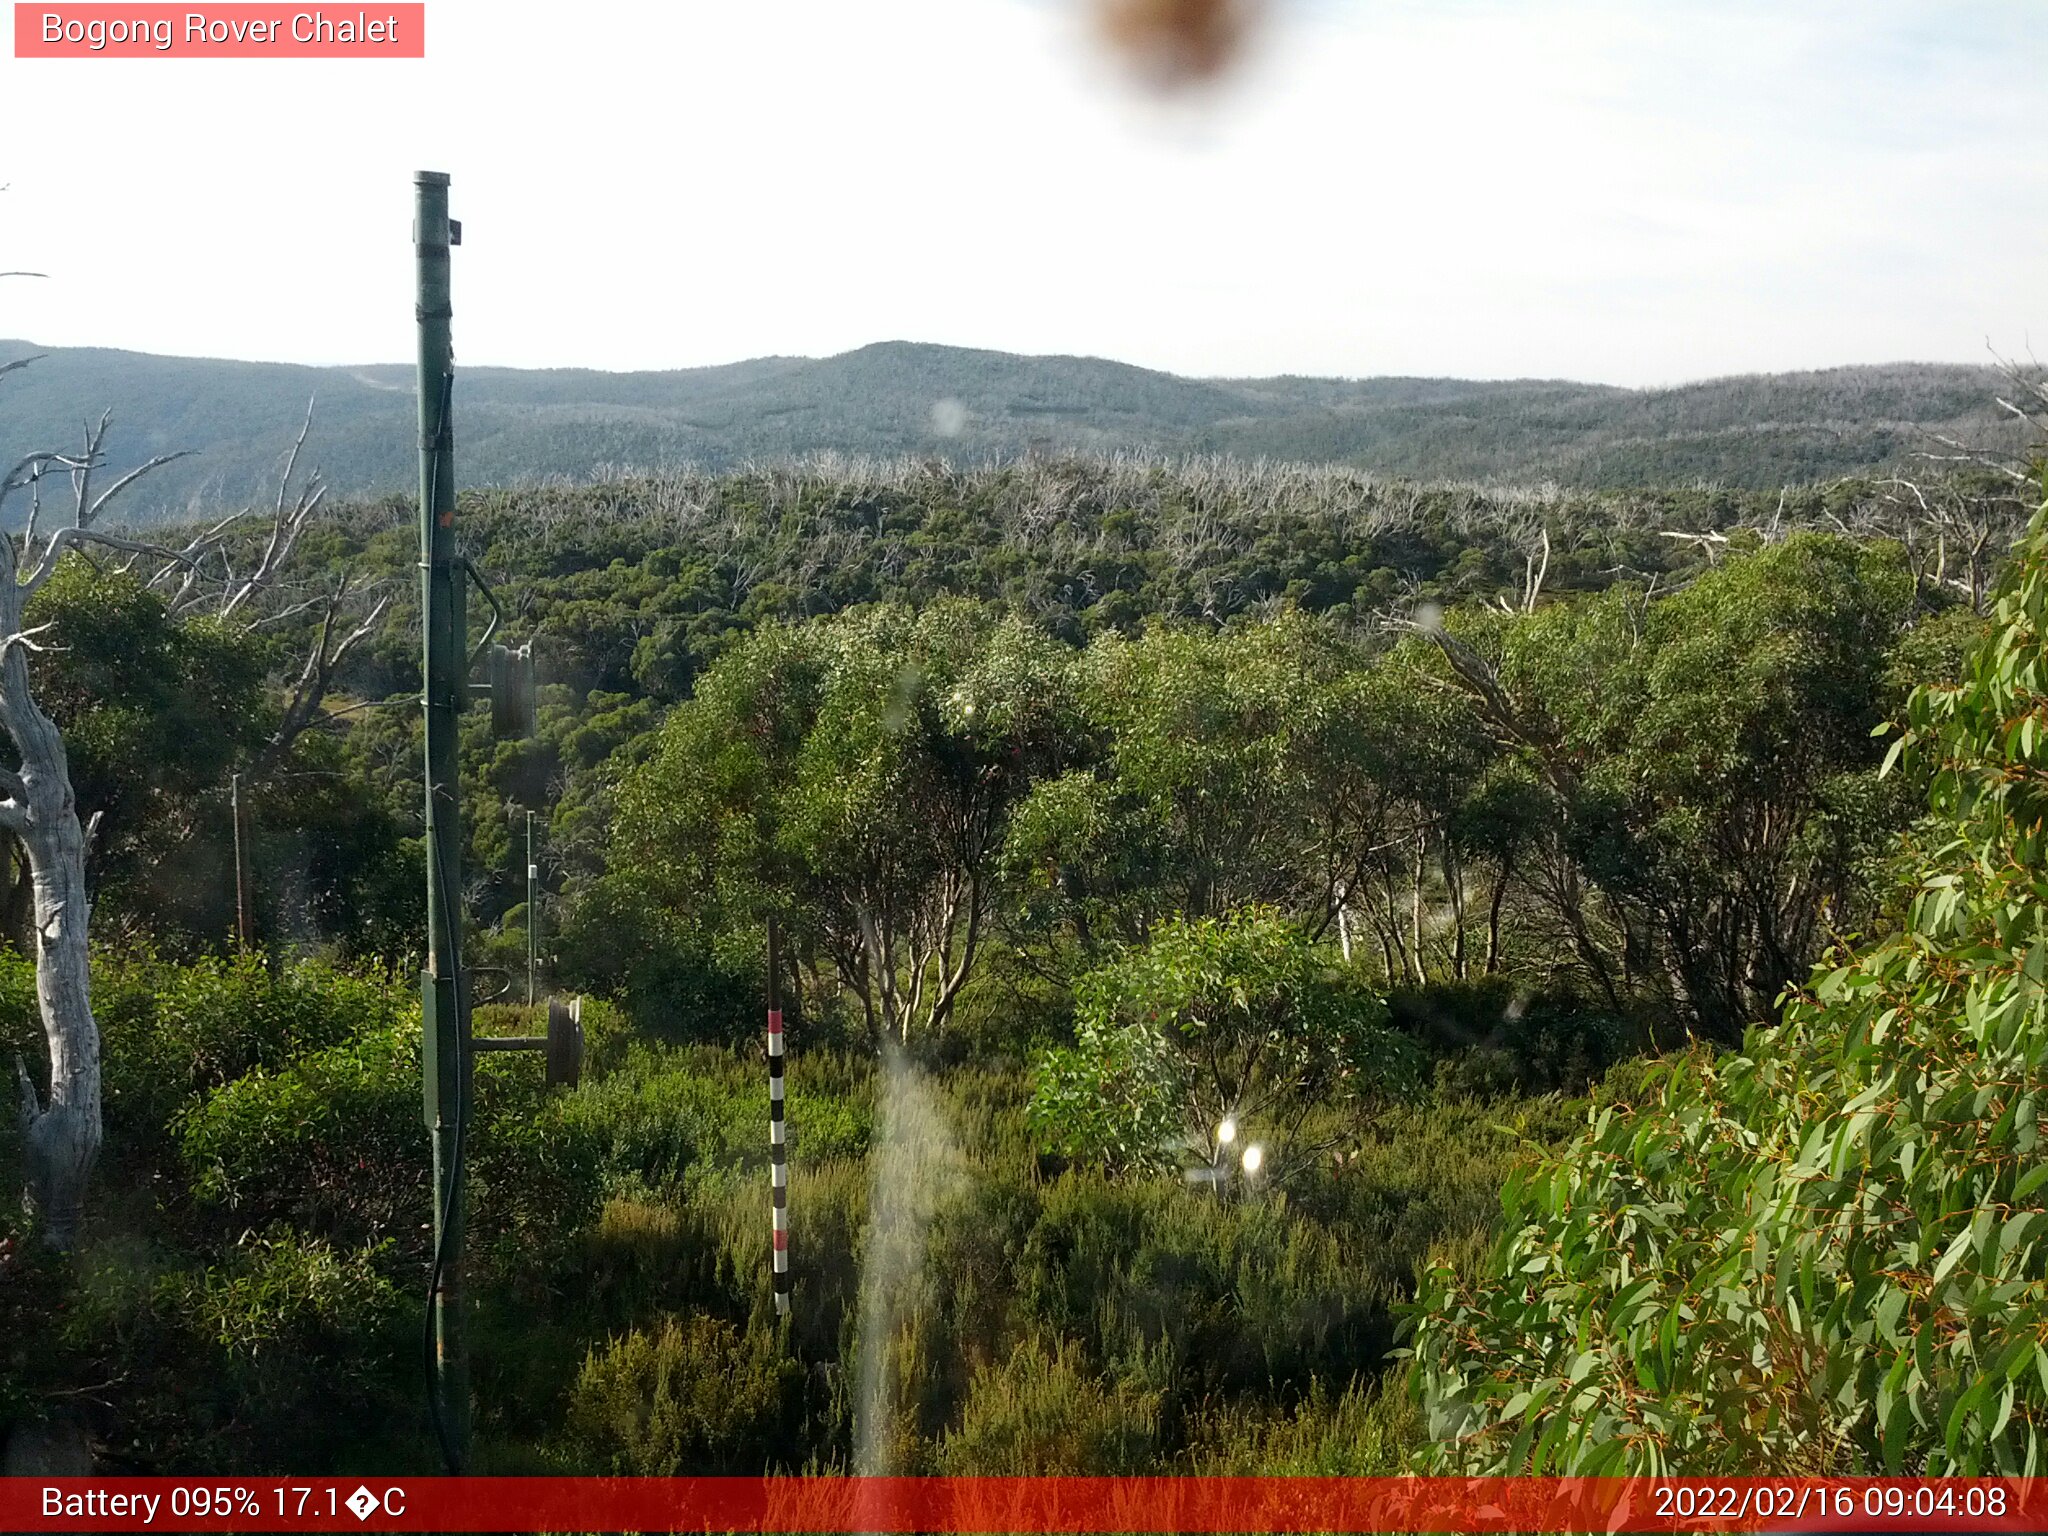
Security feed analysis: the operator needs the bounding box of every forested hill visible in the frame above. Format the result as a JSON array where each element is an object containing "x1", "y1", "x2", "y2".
[{"x1": 0, "y1": 336, "x2": 2026, "y2": 521}]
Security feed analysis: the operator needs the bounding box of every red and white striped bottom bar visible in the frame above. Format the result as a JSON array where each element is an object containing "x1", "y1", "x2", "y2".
[
  {"x1": 9, "y1": 1477, "x2": 2043, "y2": 1532},
  {"x1": 767, "y1": 1004, "x2": 789, "y2": 1316}
]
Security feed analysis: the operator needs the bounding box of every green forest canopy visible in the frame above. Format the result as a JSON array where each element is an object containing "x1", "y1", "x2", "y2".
[{"x1": 1, "y1": 446, "x2": 2041, "y2": 1477}]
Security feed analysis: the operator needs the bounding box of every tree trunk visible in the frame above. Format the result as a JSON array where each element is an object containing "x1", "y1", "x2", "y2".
[
  {"x1": 1409, "y1": 833, "x2": 1427, "y2": 985},
  {"x1": 10, "y1": 700, "x2": 99, "y2": 1250},
  {"x1": 0, "y1": 607, "x2": 101, "y2": 1250},
  {"x1": 1485, "y1": 859, "x2": 1510, "y2": 975},
  {"x1": 1442, "y1": 837, "x2": 1467, "y2": 980}
]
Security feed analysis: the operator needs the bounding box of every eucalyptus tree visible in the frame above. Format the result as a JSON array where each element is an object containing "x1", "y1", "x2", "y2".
[
  {"x1": 610, "y1": 600, "x2": 1082, "y2": 1044},
  {"x1": 1012, "y1": 612, "x2": 1370, "y2": 939},
  {"x1": 1028, "y1": 906, "x2": 1419, "y2": 1180},
  {"x1": 1420, "y1": 533, "x2": 1918, "y2": 1037},
  {"x1": 1411, "y1": 495, "x2": 2048, "y2": 1477},
  {"x1": 1006, "y1": 612, "x2": 1495, "y2": 981}
]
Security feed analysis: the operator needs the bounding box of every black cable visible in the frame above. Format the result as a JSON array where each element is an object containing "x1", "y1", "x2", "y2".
[{"x1": 423, "y1": 811, "x2": 469, "y2": 1476}]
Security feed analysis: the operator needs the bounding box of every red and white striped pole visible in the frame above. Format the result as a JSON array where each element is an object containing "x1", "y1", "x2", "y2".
[{"x1": 767, "y1": 915, "x2": 790, "y2": 1319}]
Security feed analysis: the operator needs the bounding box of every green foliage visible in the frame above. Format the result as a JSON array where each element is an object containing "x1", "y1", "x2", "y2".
[
  {"x1": 1185, "y1": 1376, "x2": 1416, "y2": 1474},
  {"x1": 0, "y1": 439, "x2": 2011, "y2": 1478},
  {"x1": 179, "y1": 1024, "x2": 425, "y2": 1249},
  {"x1": 1439, "y1": 533, "x2": 1921, "y2": 1036},
  {"x1": 561, "y1": 1315, "x2": 801, "y2": 1474},
  {"x1": 610, "y1": 600, "x2": 1082, "y2": 1042},
  {"x1": 0, "y1": 932, "x2": 1573, "y2": 1475},
  {"x1": 248, "y1": 729, "x2": 417, "y2": 962},
  {"x1": 555, "y1": 875, "x2": 760, "y2": 1047},
  {"x1": 24, "y1": 560, "x2": 268, "y2": 932},
  {"x1": 66, "y1": 1231, "x2": 412, "y2": 1471},
  {"x1": 93, "y1": 950, "x2": 409, "y2": 1142},
  {"x1": 1031, "y1": 908, "x2": 1418, "y2": 1176},
  {"x1": 936, "y1": 1337, "x2": 1162, "y2": 1473},
  {"x1": 1384, "y1": 977, "x2": 1640, "y2": 1094},
  {"x1": 1409, "y1": 500, "x2": 2048, "y2": 1475},
  {"x1": 1011, "y1": 613, "x2": 1485, "y2": 944},
  {"x1": 1014, "y1": 1170, "x2": 1397, "y2": 1401}
]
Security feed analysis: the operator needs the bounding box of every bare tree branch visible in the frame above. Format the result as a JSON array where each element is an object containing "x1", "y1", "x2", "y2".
[
  {"x1": 76, "y1": 449, "x2": 196, "y2": 532},
  {"x1": 221, "y1": 397, "x2": 322, "y2": 620},
  {"x1": 0, "y1": 622, "x2": 60, "y2": 662},
  {"x1": 26, "y1": 526, "x2": 196, "y2": 599}
]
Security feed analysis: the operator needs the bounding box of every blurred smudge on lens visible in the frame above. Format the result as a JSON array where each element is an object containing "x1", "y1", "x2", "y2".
[{"x1": 1090, "y1": 0, "x2": 1263, "y2": 89}]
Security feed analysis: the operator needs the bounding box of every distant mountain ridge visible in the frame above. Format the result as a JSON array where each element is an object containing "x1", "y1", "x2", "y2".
[{"x1": 0, "y1": 338, "x2": 2024, "y2": 523}]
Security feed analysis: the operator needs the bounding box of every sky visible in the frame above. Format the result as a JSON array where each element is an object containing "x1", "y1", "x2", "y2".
[{"x1": 1, "y1": 0, "x2": 2043, "y2": 387}]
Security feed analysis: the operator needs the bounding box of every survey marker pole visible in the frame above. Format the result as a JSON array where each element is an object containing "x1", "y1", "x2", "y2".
[
  {"x1": 767, "y1": 915, "x2": 790, "y2": 1317},
  {"x1": 416, "y1": 168, "x2": 471, "y2": 1470}
]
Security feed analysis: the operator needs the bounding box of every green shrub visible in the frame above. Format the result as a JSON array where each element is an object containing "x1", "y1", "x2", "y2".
[
  {"x1": 1017, "y1": 1172, "x2": 1394, "y2": 1400},
  {"x1": 1184, "y1": 1375, "x2": 1416, "y2": 1474},
  {"x1": 561, "y1": 1314, "x2": 800, "y2": 1473},
  {"x1": 555, "y1": 1043, "x2": 870, "y2": 1198},
  {"x1": 1386, "y1": 976, "x2": 1637, "y2": 1094},
  {"x1": 1030, "y1": 908, "x2": 1419, "y2": 1177},
  {"x1": 97, "y1": 950, "x2": 409, "y2": 1148},
  {"x1": 1409, "y1": 501, "x2": 2048, "y2": 1476},
  {"x1": 937, "y1": 1337, "x2": 1162, "y2": 1473},
  {"x1": 555, "y1": 875, "x2": 762, "y2": 1048},
  {"x1": 1305, "y1": 1093, "x2": 1583, "y2": 1290},
  {"x1": 179, "y1": 1026, "x2": 425, "y2": 1249},
  {"x1": 67, "y1": 1230, "x2": 412, "y2": 1471}
]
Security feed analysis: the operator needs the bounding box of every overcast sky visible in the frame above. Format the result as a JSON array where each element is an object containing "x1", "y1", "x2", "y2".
[{"x1": 2, "y1": 0, "x2": 2042, "y2": 386}]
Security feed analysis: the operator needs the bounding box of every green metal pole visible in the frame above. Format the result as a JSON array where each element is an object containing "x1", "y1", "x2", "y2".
[
  {"x1": 526, "y1": 809, "x2": 537, "y2": 1008},
  {"x1": 415, "y1": 168, "x2": 470, "y2": 1470}
]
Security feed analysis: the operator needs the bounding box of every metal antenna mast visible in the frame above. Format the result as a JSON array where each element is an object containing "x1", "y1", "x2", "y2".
[
  {"x1": 415, "y1": 168, "x2": 470, "y2": 1472},
  {"x1": 412, "y1": 170, "x2": 571, "y2": 1476}
]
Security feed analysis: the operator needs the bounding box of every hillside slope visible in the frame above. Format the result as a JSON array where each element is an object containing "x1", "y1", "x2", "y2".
[{"x1": 0, "y1": 338, "x2": 2023, "y2": 521}]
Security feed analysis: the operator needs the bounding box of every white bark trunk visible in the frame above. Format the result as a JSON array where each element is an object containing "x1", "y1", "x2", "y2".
[
  {"x1": 19, "y1": 802, "x2": 95, "y2": 1246},
  {"x1": 0, "y1": 421, "x2": 234, "y2": 1248},
  {"x1": 1, "y1": 589, "x2": 100, "y2": 1249}
]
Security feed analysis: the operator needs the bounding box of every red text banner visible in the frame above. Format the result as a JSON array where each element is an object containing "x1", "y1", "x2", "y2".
[
  {"x1": 6, "y1": 1476, "x2": 2047, "y2": 1533},
  {"x1": 15, "y1": 5, "x2": 424, "y2": 57}
]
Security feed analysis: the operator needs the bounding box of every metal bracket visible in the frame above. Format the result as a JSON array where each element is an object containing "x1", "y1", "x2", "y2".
[
  {"x1": 472, "y1": 997, "x2": 583, "y2": 1088},
  {"x1": 463, "y1": 557, "x2": 502, "y2": 672},
  {"x1": 458, "y1": 558, "x2": 536, "y2": 739}
]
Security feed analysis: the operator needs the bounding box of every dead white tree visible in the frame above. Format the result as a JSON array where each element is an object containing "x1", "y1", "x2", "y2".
[
  {"x1": 0, "y1": 392, "x2": 191, "y2": 1247},
  {"x1": 0, "y1": 385, "x2": 382, "y2": 1246},
  {"x1": 1490, "y1": 521, "x2": 1550, "y2": 613},
  {"x1": 90, "y1": 398, "x2": 392, "y2": 777},
  {"x1": 159, "y1": 401, "x2": 391, "y2": 777}
]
